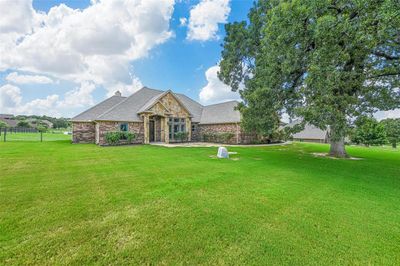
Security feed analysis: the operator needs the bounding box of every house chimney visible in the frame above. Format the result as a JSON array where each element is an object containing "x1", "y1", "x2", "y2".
[{"x1": 114, "y1": 91, "x2": 121, "y2": 97}]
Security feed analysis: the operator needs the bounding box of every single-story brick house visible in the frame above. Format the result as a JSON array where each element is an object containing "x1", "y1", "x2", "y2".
[{"x1": 71, "y1": 87, "x2": 256, "y2": 145}]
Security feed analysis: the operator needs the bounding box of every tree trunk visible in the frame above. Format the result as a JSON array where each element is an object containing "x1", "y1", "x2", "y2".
[
  {"x1": 392, "y1": 142, "x2": 397, "y2": 149},
  {"x1": 329, "y1": 137, "x2": 348, "y2": 158}
]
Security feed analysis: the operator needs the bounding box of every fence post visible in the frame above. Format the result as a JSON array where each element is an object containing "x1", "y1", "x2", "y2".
[
  {"x1": 4, "y1": 127, "x2": 6, "y2": 142},
  {"x1": 40, "y1": 131, "x2": 43, "y2": 142}
]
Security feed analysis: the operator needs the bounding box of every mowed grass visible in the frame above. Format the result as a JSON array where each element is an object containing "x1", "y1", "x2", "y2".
[
  {"x1": 1, "y1": 132, "x2": 71, "y2": 142},
  {"x1": 0, "y1": 141, "x2": 399, "y2": 265}
]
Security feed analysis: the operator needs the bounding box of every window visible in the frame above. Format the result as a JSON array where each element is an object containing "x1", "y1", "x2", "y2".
[
  {"x1": 168, "y1": 117, "x2": 186, "y2": 141},
  {"x1": 191, "y1": 124, "x2": 196, "y2": 132},
  {"x1": 120, "y1": 123, "x2": 128, "y2": 132}
]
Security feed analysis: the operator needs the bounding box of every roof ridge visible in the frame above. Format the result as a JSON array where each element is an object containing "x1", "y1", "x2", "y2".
[
  {"x1": 204, "y1": 100, "x2": 240, "y2": 107},
  {"x1": 175, "y1": 93, "x2": 204, "y2": 108},
  {"x1": 97, "y1": 87, "x2": 151, "y2": 119},
  {"x1": 71, "y1": 95, "x2": 125, "y2": 120},
  {"x1": 136, "y1": 90, "x2": 166, "y2": 113}
]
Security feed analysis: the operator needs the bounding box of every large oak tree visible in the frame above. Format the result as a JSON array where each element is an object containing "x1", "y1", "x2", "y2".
[{"x1": 219, "y1": 0, "x2": 400, "y2": 157}]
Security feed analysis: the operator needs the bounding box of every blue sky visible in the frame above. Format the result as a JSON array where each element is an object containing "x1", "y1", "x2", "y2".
[
  {"x1": 1, "y1": 0, "x2": 398, "y2": 120},
  {"x1": 0, "y1": 0, "x2": 253, "y2": 118}
]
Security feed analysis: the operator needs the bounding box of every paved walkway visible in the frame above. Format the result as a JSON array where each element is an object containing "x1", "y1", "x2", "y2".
[{"x1": 149, "y1": 141, "x2": 291, "y2": 148}]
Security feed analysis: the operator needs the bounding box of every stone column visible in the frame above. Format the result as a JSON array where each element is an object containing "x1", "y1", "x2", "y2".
[
  {"x1": 164, "y1": 116, "x2": 169, "y2": 144},
  {"x1": 143, "y1": 114, "x2": 149, "y2": 144},
  {"x1": 160, "y1": 117, "x2": 165, "y2": 141},
  {"x1": 186, "y1": 116, "x2": 191, "y2": 142}
]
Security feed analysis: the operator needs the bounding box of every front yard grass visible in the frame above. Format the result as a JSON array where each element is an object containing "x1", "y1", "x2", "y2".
[{"x1": 0, "y1": 141, "x2": 399, "y2": 264}]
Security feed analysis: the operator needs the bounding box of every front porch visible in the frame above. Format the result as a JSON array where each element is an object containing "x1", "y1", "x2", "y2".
[{"x1": 142, "y1": 114, "x2": 192, "y2": 144}]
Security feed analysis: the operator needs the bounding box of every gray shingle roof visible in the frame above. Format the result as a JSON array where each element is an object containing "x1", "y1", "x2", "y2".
[
  {"x1": 97, "y1": 87, "x2": 163, "y2": 122},
  {"x1": 200, "y1": 101, "x2": 241, "y2": 124},
  {"x1": 175, "y1": 93, "x2": 203, "y2": 123},
  {"x1": 71, "y1": 95, "x2": 126, "y2": 122},
  {"x1": 72, "y1": 87, "x2": 242, "y2": 124},
  {"x1": 284, "y1": 120, "x2": 328, "y2": 140}
]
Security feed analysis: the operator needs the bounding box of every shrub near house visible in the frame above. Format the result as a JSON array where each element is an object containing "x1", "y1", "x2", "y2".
[{"x1": 105, "y1": 132, "x2": 136, "y2": 145}]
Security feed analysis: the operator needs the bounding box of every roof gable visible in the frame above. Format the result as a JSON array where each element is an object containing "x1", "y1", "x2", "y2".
[{"x1": 138, "y1": 90, "x2": 192, "y2": 117}]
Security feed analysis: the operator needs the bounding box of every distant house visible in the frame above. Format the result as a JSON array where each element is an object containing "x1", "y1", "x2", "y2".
[
  {"x1": 27, "y1": 118, "x2": 53, "y2": 128},
  {"x1": 0, "y1": 114, "x2": 18, "y2": 127},
  {"x1": 284, "y1": 120, "x2": 329, "y2": 143},
  {"x1": 71, "y1": 87, "x2": 257, "y2": 145}
]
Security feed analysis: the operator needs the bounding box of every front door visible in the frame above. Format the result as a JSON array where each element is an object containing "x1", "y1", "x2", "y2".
[{"x1": 149, "y1": 120, "x2": 155, "y2": 142}]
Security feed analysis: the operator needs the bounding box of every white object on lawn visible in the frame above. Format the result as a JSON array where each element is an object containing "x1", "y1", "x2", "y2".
[{"x1": 217, "y1": 146, "x2": 229, "y2": 159}]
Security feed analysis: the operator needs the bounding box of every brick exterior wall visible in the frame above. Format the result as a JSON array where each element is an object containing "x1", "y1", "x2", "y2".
[
  {"x1": 72, "y1": 122, "x2": 95, "y2": 143},
  {"x1": 197, "y1": 123, "x2": 240, "y2": 144},
  {"x1": 97, "y1": 121, "x2": 144, "y2": 145},
  {"x1": 196, "y1": 123, "x2": 260, "y2": 144}
]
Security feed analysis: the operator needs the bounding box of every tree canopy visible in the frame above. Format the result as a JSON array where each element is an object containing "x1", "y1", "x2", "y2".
[
  {"x1": 351, "y1": 116, "x2": 387, "y2": 146},
  {"x1": 381, "y1": 118, "x2": 400, "y2": 148},
  {"x1": 219, "y1": 0, "x2": 400, "y2": 157},
  {"x1": 0, "y1": 121, "x2": 8, "y2": 128}
]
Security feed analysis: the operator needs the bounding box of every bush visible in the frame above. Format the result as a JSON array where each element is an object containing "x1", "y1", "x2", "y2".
[
  {"x1": 105, "y1": 131, "x2": 136, "y2": 145},
  {"x1": 174, "y1": 131, "x2": 188, "y2": 142},
  {"x1": 37, "y1": 125, "x2": 48, "y2": 133},
  {"x1": 17, "y1": 120, "x2": 31, "y2": 128}
]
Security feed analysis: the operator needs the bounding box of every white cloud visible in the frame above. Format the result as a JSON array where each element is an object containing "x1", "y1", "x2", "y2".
[
  {"x1": 1, "y1": 0, "x2": 175, "y2": 84},
  {"x1": 0, "y1": 82, "x2": 97, "y2": 117},
  {"x1": 6, "y1": 72, "x2": 54, "y2": 84},
  {"x1": 199, "y1": 65, "x2": 239, "y2": 104},
  {"x1": 187, "y1": 0, "x2": 230, "y2": 41},
  {"x1": 57, "y1": 82, "x2": 96, "y2": 108},
  {"x1": 0, "y1": 84, "x2": 22, "y2": 109},
  {"x1": 0, "y1": 0, "x2": 36, "y2": 34},
  {"x1": 106, "y1": 78, "x2": 143, "y2": 97},
  {"x1": 0, "y1": 0, "x2": 176, "y2": 116}
]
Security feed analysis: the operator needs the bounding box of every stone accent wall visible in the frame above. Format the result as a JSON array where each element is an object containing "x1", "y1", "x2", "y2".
[
  {"x1": 72, "y1": 122, "x2": 95, "y2": 143},
  {"x1": 158, "y1": 93, "x2": 190, "y2": 117},
  {"x1": 97, "y1": 121, "x2": 144, "y2": 145}
]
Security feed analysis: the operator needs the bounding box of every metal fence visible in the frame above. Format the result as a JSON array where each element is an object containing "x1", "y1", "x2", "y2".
[{"x1": 0, "y1": 127, "x2": 71, "y2": 142}]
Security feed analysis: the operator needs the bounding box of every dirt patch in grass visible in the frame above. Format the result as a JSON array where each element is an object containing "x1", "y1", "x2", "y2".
[{"x1": 311, "y1": 152, "x2": 363, "y2": 160}]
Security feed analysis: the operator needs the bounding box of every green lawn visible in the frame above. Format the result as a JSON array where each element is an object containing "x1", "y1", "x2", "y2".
[
  {"x1": 1, "y1": 132, "x2": 71, "y2": 142},
  {"x1": 0, "y1": 141, "x2": 399, "y2": 265}
]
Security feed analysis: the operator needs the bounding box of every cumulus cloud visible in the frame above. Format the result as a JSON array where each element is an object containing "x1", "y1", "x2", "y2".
[
  {"x1": 6, "y1": 72, "x2": 54, "y2": 84},
  {"x1": 1, "y1": 0, "x2": 175, "y2": 84},
  {"x1": 187, "y1": 0, "x2": 230, "y2": 41},
  {"x1": 0, "y1": 0, "x2": 176, "y2": 116},
  {"x1": 57, "y1": 82, "x2": 96, "y2": 108},
  {"x1": 0, "y1": 0, "x2": 36, "y2": 34},
  {"x1": 199, "y1": 65, "x2": 240, "y2": 104},
  {"x1": 106, "y1": 78, "x2": 143, "y2": 97},
  {"x1": 0, "y1": 84, "x2": 22, "y2": 109},
  {"x1": 0, "y1": 82, "x2": 97, "y2": 117}
]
